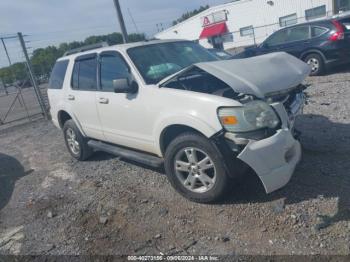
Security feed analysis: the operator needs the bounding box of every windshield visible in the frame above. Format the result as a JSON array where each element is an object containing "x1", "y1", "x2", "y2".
[{"x1": 127, "y1": 41, "x2": 218, "y2": 84}]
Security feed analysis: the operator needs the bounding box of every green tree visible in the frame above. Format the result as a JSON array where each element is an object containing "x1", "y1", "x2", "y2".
[
  {"x1": 172, "y1": 5, "x2": 209, "y2": 26},
  {"x1": 0, "y1": 32, "x2": 146, "y2": 85}
]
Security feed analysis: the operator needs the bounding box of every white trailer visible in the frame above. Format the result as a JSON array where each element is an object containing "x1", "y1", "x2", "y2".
[{"x1": 155, "y1": 0, "x2": 349, "y2": 50}]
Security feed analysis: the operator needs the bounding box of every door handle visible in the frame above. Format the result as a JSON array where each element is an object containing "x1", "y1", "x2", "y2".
[
  {"x1": 68, "y1": 95, "x2": 75, "y2": 101},
  {"x1": 98, "y1": 97, "x2": 109, "y2": 104}
]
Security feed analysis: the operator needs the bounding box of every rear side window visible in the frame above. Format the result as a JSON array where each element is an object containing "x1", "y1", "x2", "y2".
[
  {"x1": 71, "y1": 56, "x2": 97, "y2": 90},
  {"x1": 311, "y1": 26, "x2": 328, "y2": 37},
  {"x1": 49, "y1": 60, "x2": 69, "y2": 89},
  {"x1": 287, "y1": 26, "x2": 310, "y2": 42}
]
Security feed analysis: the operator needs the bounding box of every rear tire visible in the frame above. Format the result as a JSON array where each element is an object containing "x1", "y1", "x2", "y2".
[
  {"x1": 304, "y1": 53, "x2": 325, "y2": 76},
  {"x1": 164, "y1": 132, "x2": 232, "y2": 203},
  {"x1": 63, "y1": 119, "x2": 93, "y2": 161}
]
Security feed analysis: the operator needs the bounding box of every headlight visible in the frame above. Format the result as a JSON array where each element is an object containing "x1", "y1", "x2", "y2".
[{"x1": 218, "y1": 101, "x2": 280, "y2": 133}]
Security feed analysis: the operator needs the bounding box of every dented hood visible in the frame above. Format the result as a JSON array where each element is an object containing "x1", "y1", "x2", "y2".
[{"x1": 195, "y1": 52, "x2": 311, "y2": 98}]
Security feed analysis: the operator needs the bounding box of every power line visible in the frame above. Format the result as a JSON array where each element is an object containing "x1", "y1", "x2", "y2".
[
  {"x1": 128, "y1": 8, "x2": 140, "y2": 34},
  {"x1": 22, "y1": 18, "x2": 174, "y2": 38}
]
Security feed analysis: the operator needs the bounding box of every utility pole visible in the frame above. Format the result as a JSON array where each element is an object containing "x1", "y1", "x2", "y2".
[
  {"x1": 1, "y1": 38, "x2": 10, "y2": 95},
  {"x1": 113, "y1": 0, "x2": 128, "y2": 43},
  {"x1": 18, "y1": 32, "x2": 49, "y2": 120}
]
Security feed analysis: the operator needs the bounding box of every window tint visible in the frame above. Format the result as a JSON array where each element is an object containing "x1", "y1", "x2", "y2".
[
  {"x1": 78, "y1": 58, "x2": 97, "y2": 90},
  {"x1": 305, "y1": 5, "x2": 326, "y2": 20},
  {"x1": 49, "y1": 60, "x2": 69, "y2": 89},
  {"x1": 100, "y1": 54, "x2": 130, "y2": 91},
  {"x1": 287, "y1": 26, "x2": 310, "y2": 42},
  {"x1": 71, "y1": 63, "x2": 79, "y2": 90},
  {"x1": 265, "y1": 30, "x2": 288, "y2": 46},
  {"x1": 311, "y1": 26, "x2": 328, "y2": 37},
  {"x1": 71, "y1": 57, "x2": 97, "y2": 90}
]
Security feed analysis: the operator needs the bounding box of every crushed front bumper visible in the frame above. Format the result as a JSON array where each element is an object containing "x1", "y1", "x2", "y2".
[
  {"x1": 223, "y1": 97, "x2": 304, "y2": 194},
  {"x1": 236, "y1": 128, "x2": 301, "y2": 193}
]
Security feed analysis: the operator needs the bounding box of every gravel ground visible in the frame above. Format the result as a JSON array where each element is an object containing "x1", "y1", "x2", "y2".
[{"x1": 0, "y1": 67, "x2": 350, "y2": 256}]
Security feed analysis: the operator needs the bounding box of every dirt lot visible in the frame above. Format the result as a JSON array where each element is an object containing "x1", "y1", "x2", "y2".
[{"x1": 0, "y1": 67, "x2": 350, "y2": 256}]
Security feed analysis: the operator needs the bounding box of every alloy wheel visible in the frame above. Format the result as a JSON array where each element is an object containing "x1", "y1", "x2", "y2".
[
  {"x1": 174, "y1": 147, "x2": 216, "y2": 193},
  {"x1": 307, "y1": 58, "x2": 320, "y2": 73},
  {"x1": 66, "y1": 128, "x2": 80, "y2": 155}
]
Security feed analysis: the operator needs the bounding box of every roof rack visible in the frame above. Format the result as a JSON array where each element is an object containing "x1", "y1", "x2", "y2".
[{"x1": 64, "y1": 42, "x2": 109, "y2": 56}]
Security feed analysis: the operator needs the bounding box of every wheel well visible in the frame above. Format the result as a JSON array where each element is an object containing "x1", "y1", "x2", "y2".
[
  {"x1": 58, "y1": 111, "x2": 72, "y2": 128},
  {"x1": 160, "y1": 125, "x2": 204, "y2": 155},
  {"x1": 300, "y1": 51, "x2": 325, "y2": 61}
]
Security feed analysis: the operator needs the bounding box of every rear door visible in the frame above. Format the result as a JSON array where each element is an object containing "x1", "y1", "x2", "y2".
[{"x1": 67, "y1": 54, "x2": 103, "y2": 139}]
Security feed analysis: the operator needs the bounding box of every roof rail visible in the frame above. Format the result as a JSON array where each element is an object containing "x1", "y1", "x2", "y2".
[{"x1": 64, "y1": 42, "x2": 109, "y2": 56}]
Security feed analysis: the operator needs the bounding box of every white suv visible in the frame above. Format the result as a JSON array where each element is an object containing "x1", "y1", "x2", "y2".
[{"x1": 48, "y1": 40, "x2": 309, "y2": 203}]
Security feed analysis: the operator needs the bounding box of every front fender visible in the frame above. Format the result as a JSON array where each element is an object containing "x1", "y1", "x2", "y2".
[{"x1": 154, "y1": 114, "x2": 222, "y2": 156}]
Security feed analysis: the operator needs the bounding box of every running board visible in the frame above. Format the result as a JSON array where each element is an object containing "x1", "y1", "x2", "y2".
[{"x1": 87, "y1": 140, "x2": 163, "y2": 168}]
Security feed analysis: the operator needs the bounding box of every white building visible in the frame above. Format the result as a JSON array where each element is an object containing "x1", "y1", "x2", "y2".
[{"x1": 155, "y1": 0, "x2": 350, "y2": 50}]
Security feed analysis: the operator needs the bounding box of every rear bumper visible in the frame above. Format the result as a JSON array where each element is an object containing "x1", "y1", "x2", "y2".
[
  {"x1": 324, "y1": 47, "x2": 350, "y2": 67},
  {"x1": 236, "y1": 129, "x2": 301, "y2": 193},
  {"x1": 325, "y1": 57, "x2": 350, "y2": 67}
]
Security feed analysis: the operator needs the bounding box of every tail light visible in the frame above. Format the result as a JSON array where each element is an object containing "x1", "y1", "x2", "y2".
[{"x1": 329, "y1": 20, "x2": 345, "y2": 41}]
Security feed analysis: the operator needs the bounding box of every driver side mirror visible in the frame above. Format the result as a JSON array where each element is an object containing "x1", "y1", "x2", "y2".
[{"x1": 113, "y1": 78, "x2": 138, "y2": 94}]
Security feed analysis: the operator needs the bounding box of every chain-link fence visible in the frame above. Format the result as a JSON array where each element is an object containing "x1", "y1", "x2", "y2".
[{"x1": 0, "y1": 33, "x2": 49, "y2": 127}]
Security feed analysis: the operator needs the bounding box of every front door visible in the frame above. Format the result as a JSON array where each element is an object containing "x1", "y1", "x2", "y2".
[
  {"x1": 259, "y1": 29, "x2": 289, "y2": 55},
  {"x1": 95, "y1": 51, "x2": 154, "y2": 152}
]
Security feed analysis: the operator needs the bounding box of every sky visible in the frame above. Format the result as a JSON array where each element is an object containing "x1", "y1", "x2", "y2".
[{"x1": 0, "y1": 0, "x2": 228, "y2": 66}]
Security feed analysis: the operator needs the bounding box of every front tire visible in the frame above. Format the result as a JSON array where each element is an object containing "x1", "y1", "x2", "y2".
[
  {"x1": 164, "y1": 132, "x2": 232, "y2": 203},
  {"x1": 304, "y1": 53, "x2": 325, "y2": 76},
  {"x1": 63, "y1": 119, "x2": 93, "y2": 161}
]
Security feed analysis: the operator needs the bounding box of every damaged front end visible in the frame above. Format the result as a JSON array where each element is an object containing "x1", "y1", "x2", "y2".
[{"x1": 160, "y1": 52, "x2": 311, "y2": 194}]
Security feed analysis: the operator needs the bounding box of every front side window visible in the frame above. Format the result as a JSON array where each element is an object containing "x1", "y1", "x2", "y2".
[
  {"x1": 100, "y1": 54, "x2": 130, "y2": 91},
  {"x1": 49, "y1": 60, "x2": 69, "y2": 89},
  {"x1": 264, "y1": 29, "x2": 288, "y2": 46},
  {"x1": 287, "y1": 26, "x2": 310, "y2": 42},
  {"x1": 127, "y1": 41, "x2": 218, "y2": 84},
  {"x1": 71, "y1": 56, "x2": 97, "y2": 90}
]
